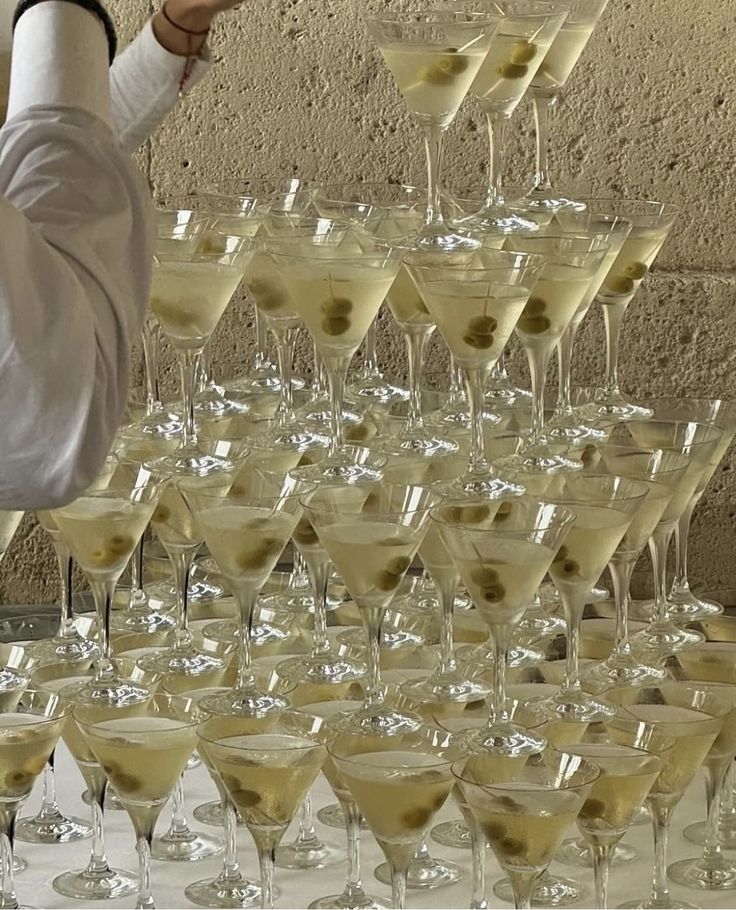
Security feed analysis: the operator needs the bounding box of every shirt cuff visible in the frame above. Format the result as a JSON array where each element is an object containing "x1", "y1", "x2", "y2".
[
  {"x1": 7, "y1": 1, "x2": 112, "y2": 124},
  {"x1": 129, "y1": 19, "x2": 210, "y2": 93}
]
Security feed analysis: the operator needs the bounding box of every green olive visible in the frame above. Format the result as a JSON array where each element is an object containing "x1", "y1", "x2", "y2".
[
  {"x1": 605, "y1": 275, "x2": 635, "y2": 295},
  {"x1": 250, "y1": 278, "x2": 285, "y2": 312},
  {"x1": 579, "y1": 797, "x2": 606, "y2": 819},
  {"x1": 322, "y1": 315, "x2": 351, "y2": 336},
  {"x1": 375, "y1": 571, "x2": 402, "y2": 592},
  {"x1": 524, "y1": 296, "x2": 547, "y2": 316},
  {"x1": 553, "y1": 545, "x2": 569, "y2": 562},
  {"x1": 482, "y1": 584, "x2": 506, "y2": 603},
  {"x1": 345, "y1": 422, "x2": 371, "y2": 442},
  {"x1": 463, "y1": 332, "x2": 495, "y2": 349},
  {"x1": 556, "y1": 558, "x2": 580, "y2": 578},
  {"x1": 497, "y1": 62, "x2": 528, "y2": 80},
  {"x1": 108, "y1": 534, "x2": 134, "y2": 555},
  {"x1": 418, "y1": 64, "x2": 454, "y2": 86},
  {"x1": 468, "y1": 315, "x2": 497, "y2": 335},
  {"x1": 463, "y1": 504, "x2": 492, "y2": 524},
  {"x1": 231, "y1": 788, "x2": 261, "y2": 808},
  {"x1": 152, "y1": 301, "x2": 195, "y2": 329},
  {"x1": 198, "y1": 235, "x2": 228, "y2": 256},
  {"x1": 89, "y1": 548, "x2": 118, "y2": 569},
  {"x1": 500, "y1": 836, "x2": 525, "y2": 857},
  {"x1": 623, "y1": 261, "x2": 648, "y2": 280},
  {"x1": 236, "y1": 547, "x2": 271, "y2": 571},
  {"x1": 484, "y1": 822, "x2": 506, "y2": 841},
  {"x1": 110, "y1": 771, "x2": 142, "y2": 793},
  {"x1": 510, "y1": 41, "x2": 537, "y2": 65},
  {"x1": 401, "y1": 806, "x2": 432, "y2": 829},
  {"x1": 470, "y1": 566, "x2": 499, "y2": 587},
  {"x1": 439, "y1": 48, "x2": 469, "y2": 75},
  {"x1": 6, "y1": 770, "x2": 32, "y2": 792},
  {"x1": 152, "y1": 504, "x2": 171, "y2": 523},
  {"x1": 293, "y1": 518, "x2": 318, "y2": 546},
  {"x1": 386, "y1": 556, "x2": 411, "y2": 576},
  {"x1": 321, "y1": 297, "x2": 353, "y2": 317},
  {"x1": 518, "y1": 314, "x2": 551, "y2": 334}
]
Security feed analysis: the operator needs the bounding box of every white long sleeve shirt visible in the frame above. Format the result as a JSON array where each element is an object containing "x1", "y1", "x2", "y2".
[{"x1": 0, "y1": 5, "x2": 208, "y2": 510}]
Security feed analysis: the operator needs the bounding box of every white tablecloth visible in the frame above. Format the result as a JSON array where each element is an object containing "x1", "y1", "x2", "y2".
[{"x1": 13, "y1": 742, "x2": 733, "y2": 909}]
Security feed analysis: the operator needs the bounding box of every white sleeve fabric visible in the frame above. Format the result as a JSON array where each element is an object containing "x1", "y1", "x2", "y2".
[
  {"x1": 0, "y1": 1, "x2": 153, "y2": 510},
  {"x1": 110, "y1": 20, "x2": 210, "y2": 153}
]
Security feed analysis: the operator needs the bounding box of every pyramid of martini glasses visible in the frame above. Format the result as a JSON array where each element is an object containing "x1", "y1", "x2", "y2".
[{"x1": 0, "y1": 2, "x2": 733, "y2": 910}]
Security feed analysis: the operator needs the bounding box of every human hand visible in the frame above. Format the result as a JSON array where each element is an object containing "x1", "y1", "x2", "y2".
[{"x1": 152, "y1": 0, "x2": 240, "y2": 56}]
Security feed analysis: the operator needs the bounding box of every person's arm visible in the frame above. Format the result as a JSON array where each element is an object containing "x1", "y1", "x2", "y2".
[
  {"x1": 0, "y1": 0, "x2": 152, "y2": 510},
  {"x1": 111, "y1": 0, "x2": 238, "y2": 153}
]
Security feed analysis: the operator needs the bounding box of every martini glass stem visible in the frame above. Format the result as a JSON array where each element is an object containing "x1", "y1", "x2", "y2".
[
  {"x1": 177, "y1": 349, "x2": 202, "y2": 451},
  {"x1": 273, "y1": 327, "x2": 298, "y2": 426},
  {"x1": 310, "y1": 559, "x2": 331, "y2": 657},
  {"x1": 649, "y1": 525, "x2": 674, "y2": 624},
  {"x1": 590, "y1": 843, "x2": 613, "y2": 910},
  {"x1": 362, "y1": 323, "x2": 379, "y2": 377},
  {"x1": 255, "y1": 307, "x2": 269, "y2": 371},
  {"x1": 671, "y1": 498, "x2": 696, "y2": 599},
  {"x1": 390, "y1": 863, "x2": 408, "y2": 910},
  {"x1": 221, "y1": 802, "x2": 242, "y2": 884},
  {"x1": 167, "y1": 547, "x2": 197, "y2": 650},
  {"x1": 469, "y1": 822, "x2": 487, "y2": 910},
  {"x1": 600, "y1": 300, "x2": 630, "y2": 399},
  {"x1": 256, "y1": 841, "x2": 278, "y2": 910},
  {"x1": 136, "y1": 832, "x2": 154, "y2": 910},
  {"x1": 702, "y1": 763, "x2": 728, "y2": 866},
  {"x1": 405, "y1": 328, "x2": 431, "y2": 435},
  {"x1": 489, "y1": 624, "x2": 512, "y2": 725},
  {"x1": 506, "y1": 869, "x2": 538, "y2": 910},
  {"x1": 462, "y1": 366, "x2": 490, "y2": 477},
  {"x1": 326, "y1": 358, "x2": 349, "y2": 458},
  {"x1": 341, "y1": 800, "x2": 368, "y2": 905},
  {"x1": 0, "y1": 811, "x2": 19, "y2": 909},
  {"x1": 525, "y1": 344, "x2": 553, "y2": 444},
  {"x1": 555, "y1": 323, "x2": 578, "y2": 416},
  {"x1": 531, "y1": 90, "x2": 557, "y2": 194},
  {"x1": 559, "y1": 586, "x2": 586, "y2": 695},
  {"x1": 649, "y1": 803, "x2": 674, "y2": 905},
  {"x1": 88, "y1": 579, "x2": 116, "y2": 676},
  {"x1": 422, "y1": 124, "x2": 448, "y2": 233},
  {"x1": 435, "y1": 576, "x2": 458, "y2": 677},
  {"x1": 53, "y1": 539, "x2": 77, "y2": 641},
  {"x1": 483, "y1": 109, "x2": 507, "y2": 211},
  {"x1": 141, "y1": 319, "x2": 162, "y2": 417},
  {"x1": 233, "y1": 585, "x2": 258, "y2": 692},
  {"x1": 360, "y1": 605, "x2": 385, "y2": 709},
  {"x1": 608, "y1": 553, "x2": 636, "y2": 661},
  {"x1": 313, "y1": 344, "x2": 328, "y2": 398}
]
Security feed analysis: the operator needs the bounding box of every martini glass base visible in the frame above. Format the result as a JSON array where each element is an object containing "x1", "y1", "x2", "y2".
[
  {"x1": 15, "y1": 811, "x2": 91, "y2": 844},
  {"x1": 458, "y1": 206, "x2": 540, "y2": 235},
  {"x1": 276, "y1": 653, "x2": 367, "y2": 692},
  {"x1": 52, "y1": 867, "x2": 138, "y2": 900},
  {"x1": 110, "y1": 608, "x2": 176, "y2": 636},
  {"x1": 447, "y1": 473, "x2": 525, "y2": 499},
  {"x1": 153, "y1": 446, "x2": 242, "y2": 478},
  {"x1": 617, "y1": 898, "x2": 700, "y2": 909},
  {"x1": 333, "y1": 703, "x2": 422, "y2": 737},
  {"x1": 184, "y1": 875, "x2": 262, "y2": 908},
  {"x1": 485, "y1": 383, "x2": 532, "y2": 406},
  {"x1": 542, "y1": 420, "x2": 608, "y2": 446},
  {"x1": 132, "y1": 408, "x2": 183, "y2": 439},
  {"x1": 315, "y1": 803, "x2": 368, "y2": 831},
  {"x1": 684, "y1": 817, "x2": 736, "y2": 848},
  {"x1": 665, "y1": 597, "x2": 723, "y2": 623},
  {"x1": 201, "y1": 687, "x2": 290, "y2": 719},
  {"x1": 667, "y1": 854, "x2": 736, "y2": 891},
  {"x1": 542, "y1": 689, "x2": 615, "y2": 723},
  {"x1": 393, "y1": 430, "x2": 459, "y2": 459},
  {"x1": 494, "y1": 871, "x2": 586, "y2": 906},
  {"x1": 26, "y1": 633, "x2": 98, "y2": 664},
  {"x1": 260, "y1": 589, "x2": 343, "y2": 614},
  {"x1": 412, "y1": 225, "x2": 480, "y2": 254},
  {"x1": 275, "y1": 838, "x2": 345, "y2": 870},
  {"x1": 464, "y1": 720, "x2": 546, "y2": 756},
  {"x1": 631, "y1": 621, "x2": 704, "y2": 658},
  {"x1": 348, "y1": 374, "x2": 408, "y2": 405},
  {"x1": 581, "y1": 396, "x2": 653, "y2": 423},
  {"x1": 309, "y1": 889, "x2": 389, "y2": 909},
  {"x1": 430, "y1": 818, "x2": 471, "y2": 849},
  {"x1": 193, "y1": 801, "x2": 246, "y2": 828},
  {"x1": 523, "y1": 187, "x2": 586, "y2": 213},
  {"x1": 555, "y1": 836, "x2": 637, "y2": 867},
  {"x1": 402, "y1": 673, "x2": 491, "y2": 706},
  {"x1": 583, "y1": 651, "x2": 667, "y2": 689},
  {"x1": 70, "y1": 675, "x2": 150, "y2": 709},
  {"x1": 374, "y1": 855, "x2": 464, "y2": 889},
  {"x1": 151, "y1": 828, "x2": 224, "y2": 862},
  {"x1": 140, "y1": 645, "x2": 227, "y2": 680},
  {"x1": 455, "y1": 642, "x2": 545, "y2": 670}
]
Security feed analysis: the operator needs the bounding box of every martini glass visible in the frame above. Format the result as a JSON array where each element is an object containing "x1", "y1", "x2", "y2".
[
  {"x1": 615, "y1": 417, "x2": 723, "y2": 659},
  {"x1": 0, "y1": 690, "x2": 69, "y2": 910},
  {"x1": 247, "y1": 222, "x2": 346, "y2": 451},
  {"x1": 582, "y1": 446, "x2": 689, "y2": 690},
  {"x1": 541, "y1": 474, "x2": 648, "y2": 722},
  {"x1": 461, "y1": 1, "x2": 568, "y2": 234},
  {"x1": 313, "y1": 183, "x2": 426, "y2": 406},
  {"x1": 331, "y1": 726, "x2": 458, "y2": 910},
  {"x1": 269, "y1": 241, "x2": 401, "y2": 483},
  {"x1": 150, "y1": 231, "x2": 253, "y2": 473},
  {"x1": 199, "y1": 713, "x2": 327, "y2": 910},
  {"x1": 525, "y1": 0, "x2": 609, "y2": 211},
  {"x1": 665, "y1": 680, "x2": 736, "y2": 893},
  {"x1": 649, "y1": 398, "x2": 736, "y2": 622},
  {"x1": 51, "y1": 466, "x2": 169, "y2": 708},
  {"x1": 574, "y1": 201, "x2": 678, "y2": 421},
  {"x1": 454, "y1": 748, "x2": 599, "y2": 910},
  {"x1": 564, "y1": 721, "x2": 675, "y2": 909},
  {"x1": 407, "y1": 250, "x2": 545, "y2": 495},
  {"x1": 76, "y1": 694, "x2": 199, "y2": 910},
  {"x1": 546, "y1": 210, "x2": 633, "y2": 444},
  {"x1": 303, "y1": 482, "x2": 440, "y2": 735},
  {"x1": 501, "y1": 233, "x2": 609, "y2": 470},
  {"x1": 183, "y1": 473, "x2": 310, "y2": 717},
  {"x1": 606, "y1": 683, "x2": 730, "y2": 910},
  {"x1": 364, "y1": 7, "x2": 496, "y2": 251},
  {"x1": 433, "y1": 497, "x2": 574, "y2": 754}
]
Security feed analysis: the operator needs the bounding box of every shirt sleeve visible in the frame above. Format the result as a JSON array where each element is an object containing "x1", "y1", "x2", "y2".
[
  {"x1": 0, "y1": 0, "x2": 153, "y2": 510},
  {"x1": 110, "y1": 20, "x2": 210, "y2": 153}
]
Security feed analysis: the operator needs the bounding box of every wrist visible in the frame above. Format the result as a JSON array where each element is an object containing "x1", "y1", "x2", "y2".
[
  {"x1": 152, "y1": 0, "x2": 211, "y2": 57},
  {"x1": 163, "y1": 0, "x2": 213, "y2": 32}
]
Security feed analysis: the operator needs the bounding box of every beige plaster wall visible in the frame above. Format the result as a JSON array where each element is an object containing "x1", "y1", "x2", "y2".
[{"x1": 2, "y1": 0, "x2": 735, "y2": 604}]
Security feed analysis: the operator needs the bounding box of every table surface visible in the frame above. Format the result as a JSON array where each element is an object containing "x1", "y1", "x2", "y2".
[{"x1": 11, "y1": 741, "x2": 736, "y2": 910}]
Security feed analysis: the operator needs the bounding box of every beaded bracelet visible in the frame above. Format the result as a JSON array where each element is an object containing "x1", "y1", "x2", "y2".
[{"x1": 160, "y1": 1, "x2": 210, "y2": 94}]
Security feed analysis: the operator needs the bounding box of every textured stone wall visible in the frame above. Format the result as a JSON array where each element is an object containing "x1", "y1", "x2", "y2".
[{"x1": 2, "y1": 0, "x2": 734, "y2": 603}]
